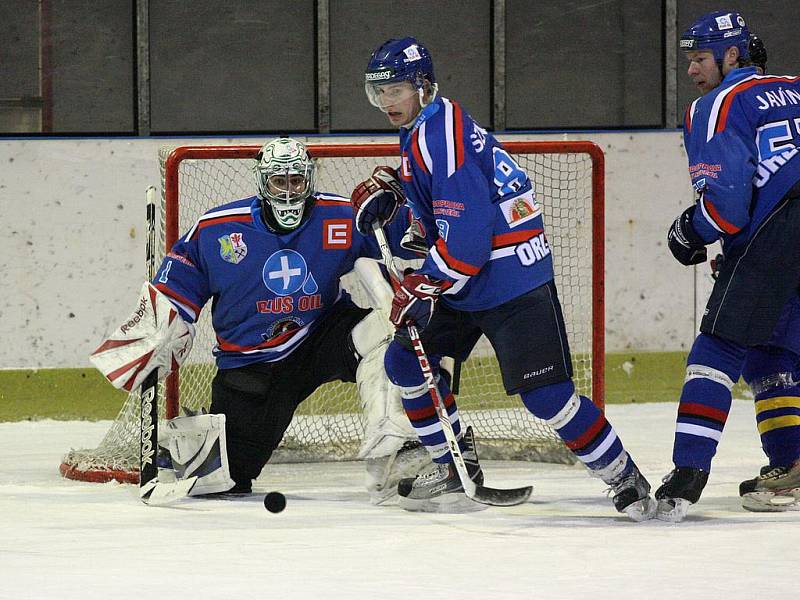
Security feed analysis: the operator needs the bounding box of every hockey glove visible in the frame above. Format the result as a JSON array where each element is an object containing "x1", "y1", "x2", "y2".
[
  {"x1": 667, "y1": 205, "x2": 707, "y2": 266},
  {"x1": 389, "y1": 271, "x2": 444, "y2": 333},
  {"x1": 351, "y1": 166, "x2": 406, "y2": 236}
]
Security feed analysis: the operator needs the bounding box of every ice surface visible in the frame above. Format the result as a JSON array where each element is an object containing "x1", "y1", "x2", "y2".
[{"x1": 0, "y1": 400, "x2": 795, "y2": 599}]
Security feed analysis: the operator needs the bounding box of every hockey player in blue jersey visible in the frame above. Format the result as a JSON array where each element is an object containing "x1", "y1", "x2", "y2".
[
  {"x1": 656, "y1": 11, "x2": 800, "y2": 521},
  {"x1": 91, "y1": 137, "x2": 432, "y2": 502},
  {"x1": 352, "y1": 37, "x2": 655, "y2": 519}
]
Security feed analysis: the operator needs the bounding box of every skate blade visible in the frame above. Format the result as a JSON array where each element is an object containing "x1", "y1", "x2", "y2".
[
  {"x1": 742, "y1": 491, "x2": 800, "y2": 512},
  {"x1": 623, "y1": 496, "x2": 656, "y2": 522},
  {"x1": 655, "y1": 497, "x2": 691, "y2": 522},
  {"x1": 398, "y1": 491, "x2": 489, "y2": 513}
]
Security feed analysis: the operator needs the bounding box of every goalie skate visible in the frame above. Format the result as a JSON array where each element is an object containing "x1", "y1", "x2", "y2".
[
  {"x1": 397, "y1": 426, "x2": 487, "y2": 513},
  {"x1": 739, "y1": 462, "x2": 800, "y2": 512}
]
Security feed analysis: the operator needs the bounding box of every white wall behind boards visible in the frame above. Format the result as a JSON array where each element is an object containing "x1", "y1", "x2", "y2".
[{"x1": 0, "y1": 132, "x2": 698, "y2": 369}]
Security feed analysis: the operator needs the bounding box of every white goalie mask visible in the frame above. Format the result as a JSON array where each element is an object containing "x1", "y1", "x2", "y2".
[{"x1": 254, "y1": 137, "x2": 316, "y2": 230}]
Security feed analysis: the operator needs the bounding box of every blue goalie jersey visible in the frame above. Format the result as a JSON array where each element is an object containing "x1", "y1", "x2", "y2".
[
  {"x1": 683, "y1": 66, "x2": 800, "y2": 252},
  {"x1": 398, "y1": 96, "x2": 554, "y2": 311},
  {"x1": 152, "y1": 194, "x2": 407, "y2": 369}
]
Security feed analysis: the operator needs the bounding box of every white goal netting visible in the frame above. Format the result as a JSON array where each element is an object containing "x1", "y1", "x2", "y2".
[{"x1": 61, "y1": 141, "x2": 604, "y2": 483}]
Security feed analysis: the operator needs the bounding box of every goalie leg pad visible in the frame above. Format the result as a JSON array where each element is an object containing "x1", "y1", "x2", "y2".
[
  {"x1": 352, "y1": 310, "x2": 430, "y2": 501},
  {"x1": 160, "y1": 413, "x2": 235, "y2": 496}
]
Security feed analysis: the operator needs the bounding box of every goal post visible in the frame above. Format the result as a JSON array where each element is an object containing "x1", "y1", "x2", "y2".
[{"x1": 60, "y1": 140, "x2": 605, "y2": 484}]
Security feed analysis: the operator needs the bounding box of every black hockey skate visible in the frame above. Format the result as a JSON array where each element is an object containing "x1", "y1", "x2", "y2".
[
  {"x1": 739, "y1": 462, "x2": 800, "y2": 512},
  {"x1": 607, "y1": 463, "x2": 656, "y2": 521},
  {"x1": 397, "y1": 426, "x2": 486, "y2": 513},
  {"x1": 654, "y1": 466, "x2": 709, "y2": 522}
]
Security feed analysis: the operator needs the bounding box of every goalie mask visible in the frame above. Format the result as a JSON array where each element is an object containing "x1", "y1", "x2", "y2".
[{"x1": 254, "y1": 137, "x2": 316, "y2": 230}]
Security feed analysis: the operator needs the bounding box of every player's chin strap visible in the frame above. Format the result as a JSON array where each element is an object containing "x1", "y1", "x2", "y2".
[{"x1": 372, "y1": 223, "x2": 532, "y2": 507}]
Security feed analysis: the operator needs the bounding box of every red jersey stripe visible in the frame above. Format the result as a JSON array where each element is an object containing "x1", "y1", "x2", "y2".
[
  {"x1": 492, "y1": 229, "x2": 543, "y2": 249},
  {"x1": 154, "y1": 284, "x2": 202, "y2": 316},
  {"x1": 452, "y1": 100, "x2": 465, "y2": 171},
  {"x1": 703, "y1": 197, "x2": 741, "y2": 234},
  {"x1": 216, "y1": 327, "x2": 301, "y2": 352},
  {"x1": 434, "y1": 238, "x2": 480, "y2": 276},
  {"x1": 410, "y1": 129, "x2": 430, "y2": 175},
  {"x1": 715, "y1": 76, "x2": 800, "y2": 135}
]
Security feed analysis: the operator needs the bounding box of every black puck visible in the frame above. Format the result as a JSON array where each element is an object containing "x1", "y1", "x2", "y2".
[{"x1": 263, "y1": 491, "x2": 287, "y2": 513}]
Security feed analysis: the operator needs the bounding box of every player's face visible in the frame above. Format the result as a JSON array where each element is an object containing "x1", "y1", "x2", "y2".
[
  {"x1": 267, "y1": 174, "x2": 308, "y2": 199},
  {"x1": 686, "y1": 50, "x2": 722, "y2": 95},
  {"x1": 371, "y1": 82, "x2": 422, "y2": 127}
]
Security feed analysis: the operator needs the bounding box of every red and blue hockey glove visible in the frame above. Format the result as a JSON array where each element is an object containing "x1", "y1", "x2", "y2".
[
  {"x1": 389, "y1": 271, "x2": 445, "y2": 332},
  {"x1": 667, "y1": 205, "x2": 707, "y2": 266},
  {"x1": 351, "y1": 165, "x2": 406, "y2": 236}
]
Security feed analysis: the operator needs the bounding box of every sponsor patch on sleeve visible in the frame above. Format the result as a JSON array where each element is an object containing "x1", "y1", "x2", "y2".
[{"x1": 499, "y1": 191, "x2": 541, "y2": 228}]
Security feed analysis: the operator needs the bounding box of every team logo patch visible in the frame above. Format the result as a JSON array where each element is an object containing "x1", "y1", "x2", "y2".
[
  {"x1": 323, "y1": 219, "x2": 352, "y2": 249},
  {"x1": 715, "y1": 14, "x2": 733, "y2": 30},
  {"x1": 403, "y1": 45, "x2": 422, "y2": 62},
  {"x1": 499, "y1": 192, "x2": 541, "y2": 228},
  {"x1": 263, "y1": 249, "x2": 309, "y2": 295},
  {"x1": 263, "y1": 317, "x2": 303, "y2": 341},
  {"x1": 218, "y1": 233, "x2": 248, "y2": 264}
]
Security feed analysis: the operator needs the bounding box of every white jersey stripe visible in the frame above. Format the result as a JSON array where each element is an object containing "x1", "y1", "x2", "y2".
[
  {"x1": 184, "y1": 206, "x2": 252, "y2": 242},
  {"x1": 418, "y1": 122, "x2": 434, "y2": 173},
  {"x1": 706, "y1": 73, "x2": 760, "y2": 142},
  {"x1": 442, "y1": 98, "x2": 456, "y2": 177},
  {"x1": 430, "y1": 245, "x2": 470, "y2": 281}
]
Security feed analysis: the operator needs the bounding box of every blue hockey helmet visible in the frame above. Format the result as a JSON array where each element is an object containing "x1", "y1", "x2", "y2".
[
  {"x1": 680, "y1": 11, "x2": 750, "y2": 62},
  {"x1": 364, "y1": 37, "x2": 438, "y2": 111}
]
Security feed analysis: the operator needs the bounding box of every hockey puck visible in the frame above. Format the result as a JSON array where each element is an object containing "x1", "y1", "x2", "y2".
[{"x1": 263, "y1": 491, "x2": 286, "y2": 513}]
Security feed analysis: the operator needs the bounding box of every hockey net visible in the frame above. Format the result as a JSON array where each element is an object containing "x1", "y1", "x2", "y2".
[{"x1": 61, "y1": 141, "x2": 604, "y2": 484}]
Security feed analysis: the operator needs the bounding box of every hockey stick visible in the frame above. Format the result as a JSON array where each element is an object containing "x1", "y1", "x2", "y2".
[
  {"x1": 138, "y1": 187, "x2": 196, "y2": 505},
  {"x1": 373, "y1": 223, "x2": 532, "y2": 506}
]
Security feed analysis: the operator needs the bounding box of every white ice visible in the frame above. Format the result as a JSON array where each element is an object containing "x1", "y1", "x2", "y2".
[{"x1": 1, "y1": 400, "x2": 795, "y2": 600}]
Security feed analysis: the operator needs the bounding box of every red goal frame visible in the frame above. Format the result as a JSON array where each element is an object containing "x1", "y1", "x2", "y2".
[{"x1": 161, "y1": 141, "x2": 605, "y2": 416}]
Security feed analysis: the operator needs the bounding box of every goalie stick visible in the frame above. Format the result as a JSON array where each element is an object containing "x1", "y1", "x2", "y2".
[
  {"x1": 138, "y1": 187, "x2": 197, "y2": 505},
  {"x1": 373, "y1": 223, "x2": 532, "y2": 507}
]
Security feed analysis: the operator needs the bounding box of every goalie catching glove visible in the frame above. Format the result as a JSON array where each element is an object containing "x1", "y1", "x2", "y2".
[
  {"x1": 351, "y1": 165, "x2": 406, "y2": 235},
  {"x1": 90, "y1": 282, "x2": 194, "y2": 391},
  {"x1": 390, "y1": 271, "x2": 449, "y2": 333}
]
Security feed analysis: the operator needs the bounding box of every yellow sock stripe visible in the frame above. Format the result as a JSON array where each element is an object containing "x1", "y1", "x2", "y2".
[
  {"x1": 757, "y1": 415, "x2": 800, "y2": 434},
  {"x1": 755, "y1": 395, "x2": 800, "y2": 415}
]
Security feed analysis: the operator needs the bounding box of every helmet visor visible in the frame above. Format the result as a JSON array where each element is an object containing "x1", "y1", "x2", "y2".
[{"x1": 365, "y1": 81, "x2": 418, "y2": 112}]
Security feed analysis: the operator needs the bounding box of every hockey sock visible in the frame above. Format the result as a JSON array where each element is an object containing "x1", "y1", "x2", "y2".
[
  {"x1": 522, "y1": 380, "x2": 631, "y2": 482},
  {"x1": 672, "y1": 333, "x2": 745, "y2": 471},
  {"x1": 384, "y1": 340, "x2": 463, "y2": 464},
  {"x1": 743, "y1": 347, "x2": 800, "y2": 467}
]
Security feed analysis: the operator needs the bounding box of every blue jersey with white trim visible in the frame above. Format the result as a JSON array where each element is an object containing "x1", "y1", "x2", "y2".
[
  {"x1": 398, "y1": 96, "x2": 554, "y2": 311},
  {"x1": 152, "y1": 193, "x2": 407, "y2": 369},
  {"x1": 683, "y1": 66, "x2": 800, "y2": 252}
]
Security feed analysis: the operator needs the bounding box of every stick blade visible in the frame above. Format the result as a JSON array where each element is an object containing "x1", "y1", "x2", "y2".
[{"x1": 471, "y1": 484, "x2": 533, "y2": 507}]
